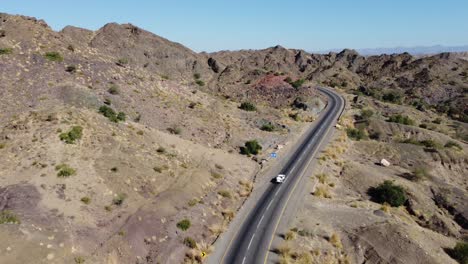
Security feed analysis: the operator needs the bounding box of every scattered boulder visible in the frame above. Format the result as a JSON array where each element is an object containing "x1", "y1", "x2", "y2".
[{"x1": 380, "y1": 159, "x2": 390, "y2": 167}]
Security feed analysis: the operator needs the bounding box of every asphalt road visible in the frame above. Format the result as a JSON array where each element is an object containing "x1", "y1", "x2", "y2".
[{"x1": 219, "y1": 87, "x2": 345, "y2": 264}]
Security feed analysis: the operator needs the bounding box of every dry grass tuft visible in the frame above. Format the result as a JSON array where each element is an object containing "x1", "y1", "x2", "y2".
[
  {"x1": 238, "y1": 179, "x2": 253, "y2": 196},
  {"x1": 284, "y1": 230, "x2": 296, "y2": 241},
  {"x1": 221, "y1": 209, "x2": 235, "y2": 221},
  {"x1": 275, "y1": 243, "x2": 291, "y2": 257},
  {"x1": 197, "y1": 240, "x2": 214, "y2": 255},
  {"x1": 329, "y1": 233, "x2": 343, "y2": 249},
  {"x1": 316, "y1": 173, "x2": 327, "y2": 184},
  {"x1": 314, "y1": 186, "x2": 332, "y2": 198},
  {"x1": 208, "y1": 223, "x2": 226, "y2": 236},
  {"x1": 380, "y1": 202, "x2": 391, "y2": 213}
]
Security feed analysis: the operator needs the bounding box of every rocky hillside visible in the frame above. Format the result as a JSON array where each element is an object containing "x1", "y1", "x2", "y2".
[
  {"x1": 0, "y1": 13, "x2": 324, "y2": 264},
  {"x1": 0, "y1": 12, "x2": 467, "y2": 264}
]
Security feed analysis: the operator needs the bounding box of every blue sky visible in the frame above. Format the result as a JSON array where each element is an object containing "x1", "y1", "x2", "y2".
[{"x1": 2, "y1": 0, "x2": 467, "y2": 52}]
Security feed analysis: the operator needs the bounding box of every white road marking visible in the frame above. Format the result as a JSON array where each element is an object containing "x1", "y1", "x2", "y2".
[
  {"x1": 257, "y1": 214, "x2": 265, "y2": 228},
  {"x1": 274, "y1": 189, "x2": 280, "y2": 197},
  {"x1": 242, "y1": 256, "x2": 246, "y2": 264},
  {"x1": 266, "y1": 200, "x2": 273, "y2": 210},
  {"x1": 247, "y1": 233, "x2": 256, "y2": 250}
]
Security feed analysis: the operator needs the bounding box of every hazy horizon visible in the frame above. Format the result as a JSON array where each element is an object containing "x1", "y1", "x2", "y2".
[{"x1": 2, "y1": 0, "x2": 468, "y2": 53}]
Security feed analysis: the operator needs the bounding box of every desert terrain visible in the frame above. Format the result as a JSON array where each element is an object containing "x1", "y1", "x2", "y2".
[{"x1": 0, "y1": 13, "x2": 467, "y2": 264}]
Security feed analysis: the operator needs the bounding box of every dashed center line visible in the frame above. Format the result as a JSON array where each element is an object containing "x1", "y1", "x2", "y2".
[
  {"x1": 247, "y1": 233, "x2": 256, "y2": 250},
  {"x1": 266, "y1": 200, "x2": 273, "y2": 210},
  {"x1": 257, "y1": 214, "x2": 265, "y2": 228}
]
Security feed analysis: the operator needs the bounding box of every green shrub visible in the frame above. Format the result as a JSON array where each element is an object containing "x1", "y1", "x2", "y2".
[
  {"x1": 193, "y1": 73, "x2": 201, "y2": 79},
  {"x1": 260, "y1": 123, "x2": 275, "y2": 132},
  {"x1": 153, "y1": 166, "x2": 163, "y2": 173},
  {"x1": 176, "y1": 219, "x2": 191, "y2": 231},
  {"x1": 113, "y1": 193, "x2": 127, "y2": 206},
  {"x1": 55, "y1": 164, "x2": 76, "y2": 177},
  {"x1": 239, "y1": 102, "x2": 257, "y2": 111},
  {"x1": 360, "y1": 109, "x2": 374, "y2": 120},
  {"x1": 288, "y1": 78, "x2": 306, "y2": 89},
  {"x1": 108, "y1": 85, "x2": 119, "y2": 95},
  {"x1": 74, "y1": 256, "x2": 85, "y2": 264},
  {"x1": 218, "y1": 190, "x2": 232, "y2": 199},
  {"x1": 99, "y1": 105, "x2": 125, "y2": 122},
  {"x1": 44, "y1": 52, "x2": 63, "y2": 62},
  {"x1": 0, "y1": 210, "x2": 20, "y2": 224},
  {"x1": 387, "y1": 114, "x2": 415, "y2": 126},
  {"x1": 382, "y1": 92, "x2": 402, "y2": 104},
  {"x1": 346, "y1": 128, "x2": 367, "y2": 141},
  {"x1": 412, "y1": 167, "x2": 430, "y2": 181},
  {"x1": 80, "y1": 197, "x2": 91, "y2": 205},
  {"x1": 183, "y1": 237, "x2": 197, "y2": 248},
  {"x1": 116, "y1": 112, "x2": 126, "y2": 121},
  {"x1": 99, "y1": 105, "x2": 116, "y2": 119},
  {"x1": 240, "y1": 140, "x2": 262, "y2": 156},
  {"x1": 195, "y1": 80, "x2": 205, "y2": 86},
  {"x1": 116, "y1": 58, "x2": 128, "y2": 66},
  {"x1": 59, "y1": 126, "x2": 83, "y2": 144},
  {"x1": 419, "y1": 124, "x2": 428, "y2": 129},
  {"x1": 368, "y1": 180, "x2": 407, "y2": 207},
  {"x1": 187, "y1": 199, "x2": 199, "y2": 207},
  {"x1": 447, "y1": 242, "x2": 468, "y2": 264},
  {"x1": 420, "y1": 139, "x2": 442, "y2": 149},
  {"x1": 445, "y1": 141, "x2": 463, "y2": 151},
  {"x1": 0, "y1": 48, "x2": 13, "y2": 55}
]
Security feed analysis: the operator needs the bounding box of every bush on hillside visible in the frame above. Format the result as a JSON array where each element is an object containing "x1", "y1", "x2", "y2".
[
  {"x1": 446, "y1": 242, "x2": 468, "y2": 264},
  {"x1": 445, "y1": 141, "x2": 463, "y2": 150},
  {"x1": 382, "y1": 92, "x2": 402, "y2": 104},
  {"x1": 260, "y1": 123, "x2": 275, "y2": 132},
  {"x1": 240, "y1": 140, "x2": 262, "y2": 156},
  {"x1": 239, "y1": 102, "x2": 256, "y2": 111},
  {"x1": 108, "y1": 85, "x2": 120, "y2": 95},
  {"x1": 0, "y1": 48, "x2": 13, "y2": 55},
  {"x1": 195, "y1": 80, "x2": 205, "y2": 86},
  {"x1": 368, "y1": 180, "x2": 407, "y2": 207},
  {"x1": 44, "y1": 52, "x2": 63, "y2": 62},
  {"x1": 360, "y1": 109, "x2": 374, "y2": 120},
  {"x1": 387, "y1": 114, "x2": 415, "y2": 126},
  {"x1": 55, "y1": 164, "x2": 76, "y2": 178},
  {"x1": 346, "y1": 128, "x2": 367, "y2": 141},
  {"x1": 99, "y1": 105, "x2": 125, "y2": 122},
  {"x1": 59, "y1": 126, "x2": 83, "y2": 144},
  {"x1": 177, "y1": 219, "x2": 191, "y2": 231},
  {"x1": 287, "y1": 78, "x2": 306, "y2": 89}
]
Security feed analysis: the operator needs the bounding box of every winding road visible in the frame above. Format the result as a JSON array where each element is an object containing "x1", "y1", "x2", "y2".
[{"x1": 210, "y1": 87, "x2": 345, "y2": 264}]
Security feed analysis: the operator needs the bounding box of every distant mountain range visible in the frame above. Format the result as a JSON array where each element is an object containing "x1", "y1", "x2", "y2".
[{"x1": 316, "y1": 45, "x2": 468, "y2": 55}]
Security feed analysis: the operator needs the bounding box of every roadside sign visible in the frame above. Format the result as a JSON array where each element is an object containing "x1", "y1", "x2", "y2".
[
  {"x1": 270, "y1": 152, "x2": 277, "y2": 158},
  {"x1": 201, "y1": 252, "x2": 207, "y2": 258}
]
